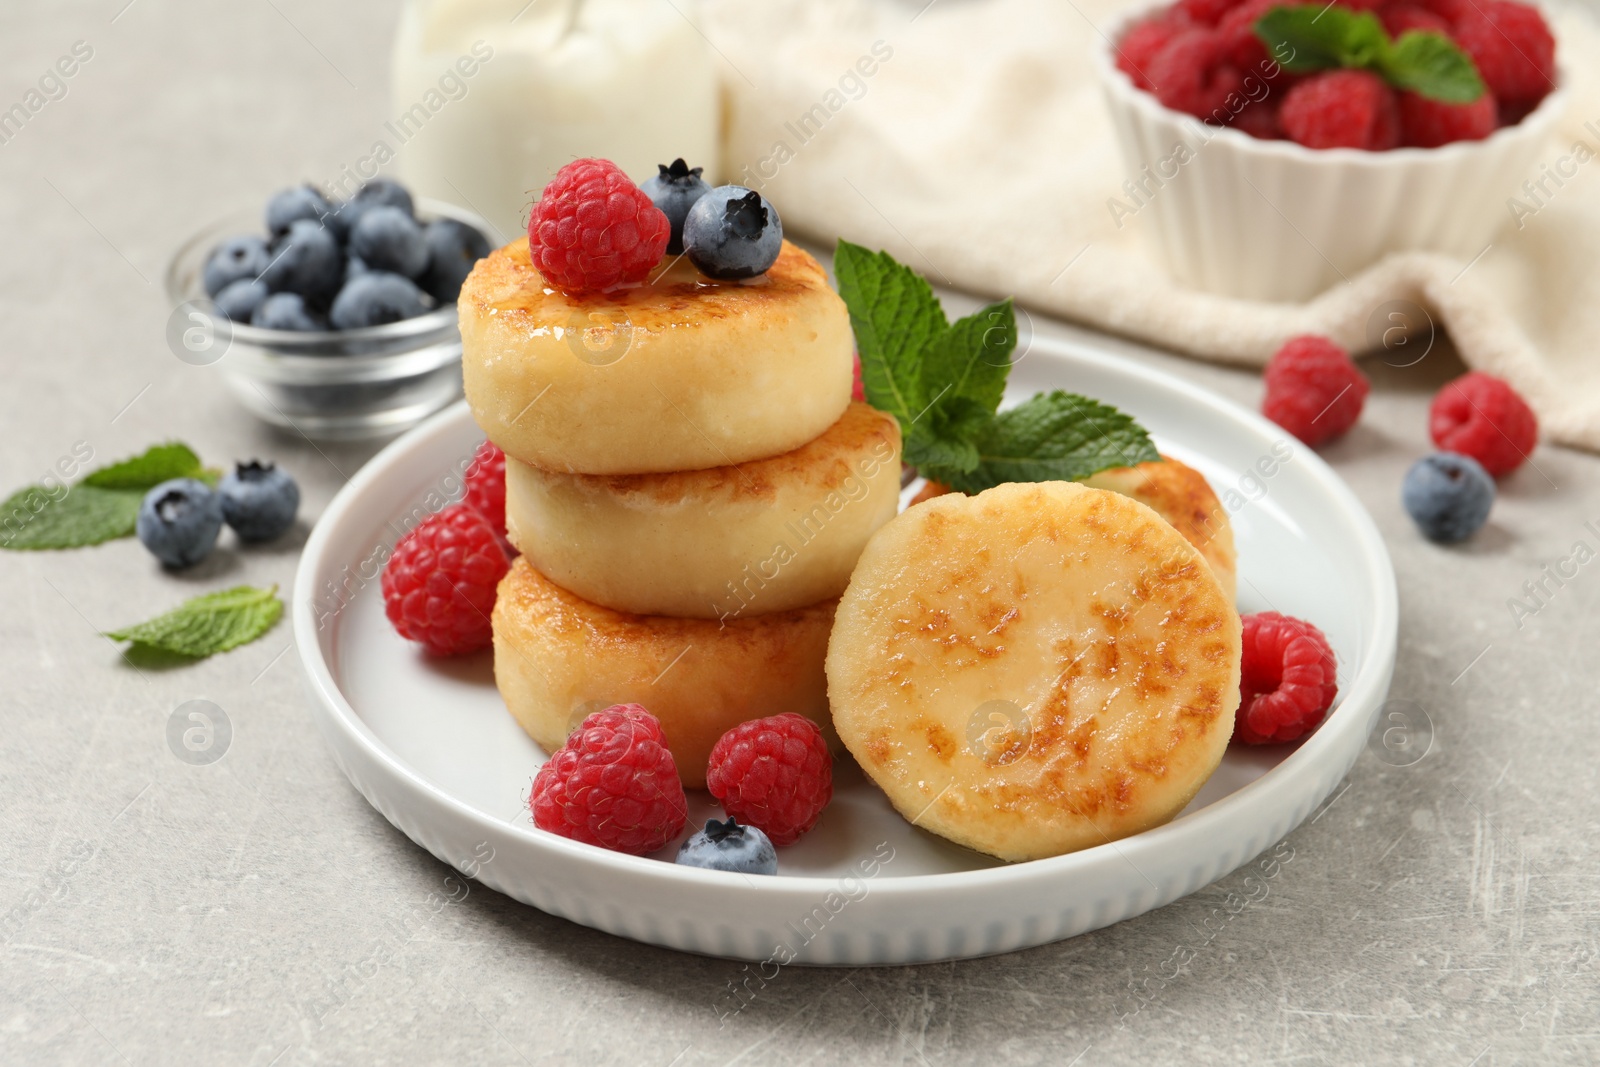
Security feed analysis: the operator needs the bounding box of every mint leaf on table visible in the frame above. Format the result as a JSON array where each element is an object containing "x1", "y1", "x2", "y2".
[
  {"x1": 0, "y1": 441, "x2": 212, "y2": 551},
  {"x1": 929, "y1": 392, "x2": 1161, "y2": 495},
  {"x1": 1255, "y1": 5, "x2": 1484, "y2": 103},
  {"x1": 81, "y1": 442, "x2": 207, "y2": 490},
  {"x1": 1379, "y1": 31, "x2": 1486, "y2": 103},
  {"x1": 104, "y1": 584, "x2": 283, "y2": 660},
  {"x1": 0, "y1": 484, "x2": 144, "y2": 550},
  {"x1": 835, "y1": 241, "x2": 1158, "y2": 493}
]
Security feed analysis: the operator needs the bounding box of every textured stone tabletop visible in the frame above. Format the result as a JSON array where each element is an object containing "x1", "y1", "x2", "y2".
[{"x1": 4, "y1": 2, "x2": 1599, "y2": 1064}]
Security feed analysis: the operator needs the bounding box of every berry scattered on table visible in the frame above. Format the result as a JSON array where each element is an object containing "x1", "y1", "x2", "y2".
[
  {"x1": 265, "y1": 184, "x2": 336, "y2": 239},
  {"x1": 1399, "y1": 89, "x2": 1497, "y2": 148},
  {"x1": 350, "y1": 206, "x2": 430, "y2": 279},
  {"x1": 1428, "y1": 371, "x2": 1537, "y2": 476},
  {"x1": 420, "y1": 218, "x2": 492, "y2": 303},
  {"x1": 1402, "y1": 451, "x2": 1495, "y2": 541},
  {"x1": 1234, "y1": 610, "x2": 1338, "y2": 744},
  {"x1": 1261, "y1": 335, "x2": 1369, "y2": 446},
  {"x1": 252, "y1": 291, "x2": 324, "y2": 332},
  {"x1": 137, "y1": 478, "x2": 225, "y2": 569},
  {"x1": 329, "y1": 272, "x2": 429, "y2": 329},
  {"x1": 531, "y1": 703, "x2": 688, "y2": 855},
  {"x1": 641, "y1": 158, "x2": 712, "y2": 256},
  {"x1": 462, "y1": 440, "x2": 507, "y2": 537},
  {"x1": 706, "y1": 713, "x2": 832, "y2": 847},
  {"x1": 203, "y1": 235, "x2": 271, "y2": 297},
  {"x1": 381, "y1": 503, "x2": 511, "y2": 656},
  {"x1": 675, "y1": 817, "x2": 778, "y2": 875},
  {"x1": 1280, "y1": 70, "x2": 1401, "y2": 151},
  {"x1": 683, "y1": 186, "x2": 784, "y2": 281},
  {"x1": 527, "y1": 158, "x2": 671, "y2": 293},
  {"x1": 218, "y1": 461, "x2": 300, "y2": 542}
]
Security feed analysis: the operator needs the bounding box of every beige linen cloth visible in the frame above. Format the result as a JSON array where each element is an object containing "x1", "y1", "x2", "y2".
[{"x1": 702, "y1": 0, "x2": 1600, "y2": 451}]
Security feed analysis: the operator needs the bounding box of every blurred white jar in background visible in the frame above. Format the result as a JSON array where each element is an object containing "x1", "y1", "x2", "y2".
[{"x1": 391, "y1": 0, "x2": 720, "y2": 242}]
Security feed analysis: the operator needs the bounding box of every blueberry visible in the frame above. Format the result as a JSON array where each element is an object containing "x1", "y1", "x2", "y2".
[
  {"x1": 345, "y1": 254, "x2": 370, "y2": 280},
  {"x1": 641, "y1": 159, "x2": 712, "y2": 256},
  {"x1": 219, "y1": 461, "x2": 300, "y2": 542},
  {"x1": 675, "y1": 818, "x2": 777, "y2": 875},
  {"x1": 137, "y1": 479, "x2": 224, "y2": 568},
  {"x1": 354, "y1": 178, "x2": 415, "y2": 218},
  {"x1": 252, "y1": 292, "x2": 325, "y2": 332},
  {"x1": 330, "y1": 271, "x2": 429, "y2": 329},
  {"x1": 202, "y1": 235, "x2": 271, "y2": 297},
  {"x1": 682, "y1": 186, "x2": 783, "y2": 280},
  {"x1": 350, "y1": 206, "x2": 429, "y2": 279},
  {"x1": 265, "y1": 184, "x2": 336, "y2": 239},
  {"x1": 260, "y1": 219, "x2": 342, "y2": 303},
  {"x1": 419, "y1": 219, "x2": 490, "y2": 303},
  {"x1": 214, "y1": 278, "x2": 269, "y2": 322},
  {"x1": 1402, "y1": 452, "x2": 1494, "y2": 543}
]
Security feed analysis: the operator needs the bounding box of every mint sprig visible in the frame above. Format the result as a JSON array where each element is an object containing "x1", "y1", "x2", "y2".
[
  {"x1": 105, "y1": 584, "x2": 283, "y2": 660},
  {"x1": 1256, "y1": 6, "x2": 1485, "y2": 103},
  {"x1": 834, "y1": 241, "x2": 1159, "y2": 493},
  {"x1": 1, "y1": 442, "x2": 211, "y2": 551}
]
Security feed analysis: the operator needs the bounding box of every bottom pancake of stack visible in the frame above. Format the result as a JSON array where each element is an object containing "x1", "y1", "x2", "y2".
[{"x1": 492, "y1": 556, "x2": 837, "y2": 789}]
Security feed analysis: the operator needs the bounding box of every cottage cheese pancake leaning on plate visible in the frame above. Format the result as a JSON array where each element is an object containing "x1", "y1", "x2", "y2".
[
  {"x1": 460, "y1": 239, "x2": 852, "y2": 475},
  {"x1": 828, "y1": 481, "x2": 1242, "y2": 863},
  {"x1": 504, "y1": 402, "x2": 901, "y2": 619}
]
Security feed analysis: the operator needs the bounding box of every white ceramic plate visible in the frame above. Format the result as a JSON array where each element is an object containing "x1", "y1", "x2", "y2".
[{"x1": 293, "y1": 336, "x2": 1397, "y2": 966}]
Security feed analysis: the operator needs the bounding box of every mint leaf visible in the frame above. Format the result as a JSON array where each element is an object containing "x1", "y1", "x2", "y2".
[
  {"x1": 0, "y1": 483, "x2": 144, "y2": 550},
  {"x1": 1256, "y1": 6, "x2": 1385, "y2": 72},
  {"x1": 1380, "y1": 31, "x2": 1485, "y2": 103},
  {"x1": 931, "y1": 391, "x2": 1161, "y2": 494},
  {"x1": 82, "y1": 442, "x2": 205, "y2": 490},
  {"x1": 921, "y1": 299, "x2": 1015, "y2": 416},
  {"x1": 834, "y1": 240, "x2": 944, "y2": 426},
  {"x1": 105, "y1": 584, "x2": 283, "y2": 659},
  {"x1": 1256, "y1": 6, "x2": 1484, "y2": 102},
  {"x1": 906, "y1": 396, "x2": 992, "y2": 474}
]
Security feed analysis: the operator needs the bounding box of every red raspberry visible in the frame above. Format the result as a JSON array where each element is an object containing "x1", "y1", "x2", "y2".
[
  {"x1": 1412, "y1": 0, "x2": 1468, "y2": 23},
  {"x1": 1232, "y1": 98, "x2": 1284, "y2": 139},
  {"x1": 1118, "y1": 14, "x2": 1194, "y2": 90},
  {"x1": 462, "y1": 440, "x2": 507, "y2": 536},
  {"x1": 381, "y1": 504, "x2": 511, "y2": 656},
  {"x1": 1455, "y1": 1, "x2": 1555, "y2": 108},
  {"x1": 1149, "y1": 30, "x2": 1247, "y2": 120},
  {"x1": 1262, "y1": 336, "x2": 1370, "y2": 446},
  {"x1": 1175, "y1": 0, "x2": 1238, "y2": 26},
  {"x1": 1235, "y1": 612, "x2": 1338, "y2": 744},
  {"x1": 1280, "y1": 70, "x2": 1401, "y2": 150},
  {"x1": 850, "y1": 352, "x2": 865, "y2": 402},
  {"x1": 531, "y1": 704, "x2": 688, "y2": 855},
  {"x1": 1428, "y1": 371, "x2": 1538, "y2": 476},
  {"x1": 1217, "y1": 0, "x2": 1295, "y2": 74},
  {"x1": 1380, "y1": 4, "x2": 1453, "y2": 37},
  {"x1": 527, "y1": 158, "x2": 670, "y2": 294},
  {"x1": 1399, "y1": 89, "x2": 1497, "y2": 146},
  {"x1": 706, "y1": 714, "x2": 832, "y2": 847}
]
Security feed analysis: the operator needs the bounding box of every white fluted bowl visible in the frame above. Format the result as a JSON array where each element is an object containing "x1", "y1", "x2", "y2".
[{"x1": 1095, "y1": 6, "x2": 1567, "y2": 302}]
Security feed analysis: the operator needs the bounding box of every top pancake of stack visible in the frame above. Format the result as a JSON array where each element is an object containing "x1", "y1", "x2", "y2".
[{"x1": 459, "y1": 238, "x2": 853, "y2": 476}]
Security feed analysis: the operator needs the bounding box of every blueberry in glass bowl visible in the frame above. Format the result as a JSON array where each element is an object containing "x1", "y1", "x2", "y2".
[{"x1": 165, "y1": 180, "x2": 499, "y2": 441}]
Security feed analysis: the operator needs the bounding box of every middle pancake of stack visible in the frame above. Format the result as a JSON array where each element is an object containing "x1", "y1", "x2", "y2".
[{"x1": 461, "y1": 237, "x2": 902, "y2": 786}]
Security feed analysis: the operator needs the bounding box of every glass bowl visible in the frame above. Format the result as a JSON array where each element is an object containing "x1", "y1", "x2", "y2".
[{"x1": 164, "y1": 198, "x2": 499, "y2": 440}]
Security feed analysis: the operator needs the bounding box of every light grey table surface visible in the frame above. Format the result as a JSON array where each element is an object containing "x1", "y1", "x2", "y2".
[{"x1": 4, "y1": 2, "x2": 1599, "y2": 1065}]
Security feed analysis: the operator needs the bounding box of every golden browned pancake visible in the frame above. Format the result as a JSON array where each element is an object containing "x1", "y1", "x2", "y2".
[
  {"x1": 505, "y1": 403, "x2": 901, "y2": 619},
  {"x1": 827, "y1": 481, "x2": 1240, "y2": 862},
  {"x1": 908, "y1": 455, "x2": 1236, "y2": 600},
  {"x1": 460, "y1": 239, "x2": 852, "y2": 475},
  {"x1": 493, "y1": 557, "x2": 836, "y2": 789}
]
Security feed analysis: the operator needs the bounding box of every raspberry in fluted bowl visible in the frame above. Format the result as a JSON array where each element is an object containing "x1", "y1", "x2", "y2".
[{"x1": 1095, "y1": 0, "x2": 1567, "y2": 299}]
